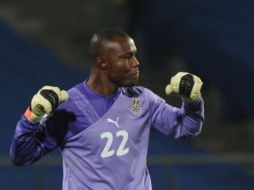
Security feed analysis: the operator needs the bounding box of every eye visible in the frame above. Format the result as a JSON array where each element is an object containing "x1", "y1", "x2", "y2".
[{"x1": 122, "y1": 53, "x2": 134, "y2": 59}]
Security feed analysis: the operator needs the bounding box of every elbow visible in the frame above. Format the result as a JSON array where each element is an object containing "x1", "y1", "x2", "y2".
[
  {"x1": 11, "y1": 160, "x2": 24, "y2": 167},
  {"x1": 190, "y1": 121, "x2": 203, "y2": 137},
  {"x1": 192, "y1": 125, "x2": 202, "y2": 137},
  {"x1": 10, "y1": 148, "x2": 29, "y2": 167},
  {"x1": 10, "y1": 157, "x2": 22, "y2": 166},
  {"x1": 181, "y1": 120, "x2": 204, "y2": 138},
  {"x1": 10, "y1": 157, "x2": 31, "y2": 167},
  {"x1": 10, "y1": 154, "x2": 27, "y2": 166},
  {"x1": 189, "y1": 114, "x2": 204, "y2": 136}
]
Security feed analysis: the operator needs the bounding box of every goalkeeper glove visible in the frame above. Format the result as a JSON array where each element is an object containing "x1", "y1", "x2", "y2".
[
  {"x1": 165, "y1": 72, "x2": 203, "y2": 103},
  {"x1": 24, "y1": 86, "x2": 69, "y2": 123}
]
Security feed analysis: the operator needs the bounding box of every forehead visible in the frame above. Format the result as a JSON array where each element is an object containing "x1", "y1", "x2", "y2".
[{"x1": 106, "y1": 36, "x2": 136, "y2": 55}]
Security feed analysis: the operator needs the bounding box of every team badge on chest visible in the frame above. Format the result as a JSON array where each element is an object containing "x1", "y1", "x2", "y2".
[{"x1": 130, "y1": 98, "x2": 142, "y2": 116}]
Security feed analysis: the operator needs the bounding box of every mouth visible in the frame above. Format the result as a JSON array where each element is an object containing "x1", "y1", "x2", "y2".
[
  {"x1": 131, "y1": 70, "x2": 139, "y2": 83},
  {"x1": 130, "y1": 70, "x2": 139, "y2": 79},
  {"x1": 131, "y1": 69, "x2": 139, "y2": 76},
  {"x1": 120, "y1": 70, "x2": 139, "y2": 87}
]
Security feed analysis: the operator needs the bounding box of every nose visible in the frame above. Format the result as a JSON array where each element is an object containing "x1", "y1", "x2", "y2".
[{"x1": 131, "y1": 56, "x2": 139, "y2": 67}]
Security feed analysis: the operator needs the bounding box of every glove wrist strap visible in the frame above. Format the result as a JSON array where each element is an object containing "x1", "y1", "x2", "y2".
[{"x1": 24, "y1": 107, "x2": 43, "y2": 123}]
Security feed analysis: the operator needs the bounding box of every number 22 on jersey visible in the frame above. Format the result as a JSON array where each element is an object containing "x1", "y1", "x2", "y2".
[{"x1": 100, "y1": 130, "x2": 129, "y2": 158}]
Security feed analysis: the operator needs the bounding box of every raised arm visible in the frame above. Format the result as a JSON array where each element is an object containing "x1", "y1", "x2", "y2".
[
  {"x1": 10, "y1": 86, "x2": 69, "y2": 166},
  {"x1": 149, "y1": 72, "x2": 204, "y2": 138}
]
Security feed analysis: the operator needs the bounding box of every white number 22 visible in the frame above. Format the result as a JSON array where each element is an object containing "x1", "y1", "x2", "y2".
[{"x1": 100, "y1": 130, "x2": 129, "y2": 158}]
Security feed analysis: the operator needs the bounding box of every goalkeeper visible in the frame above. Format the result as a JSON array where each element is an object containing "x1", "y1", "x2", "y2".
[{"x1": 10, "y1": 28, "x2": 204, "y2": 190}]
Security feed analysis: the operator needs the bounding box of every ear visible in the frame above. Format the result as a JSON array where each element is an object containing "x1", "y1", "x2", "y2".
[{"x1": 96, "y1": 57, "x2": 107, "y2": 71}]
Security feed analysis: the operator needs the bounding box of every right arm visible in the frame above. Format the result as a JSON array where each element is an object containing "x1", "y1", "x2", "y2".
[
  {"x1": 10, "y1": 86, "x2": 69, "y2": 166},
  {"x1": 10, "y1": 116, "x2": 58, "y2": 166}
]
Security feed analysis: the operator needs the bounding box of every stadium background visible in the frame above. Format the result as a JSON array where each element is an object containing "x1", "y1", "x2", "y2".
[{"x1": 1, "y1": 0, "x2": 254, "y2": 189}]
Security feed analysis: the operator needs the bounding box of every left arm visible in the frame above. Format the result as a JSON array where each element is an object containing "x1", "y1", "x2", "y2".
[
  {"x1": 149, "y1": 72, "x2": 204, "y2": 138},
  {"x1": 149, "y1": 93, "x2": 204, "y2": 138}
]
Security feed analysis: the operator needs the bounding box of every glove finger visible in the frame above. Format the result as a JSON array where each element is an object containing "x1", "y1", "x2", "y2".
[
  {"x1": 165, "y1": 84, "x2": 173, "y2": 95},
  {"x1": 38, "y1": 95, "x2": 52, "y2": 114},
  {"x1": 170, "y1": 73, "x2": 187, "y2": 92},
  {"x1": 190, "y1": 76, "x2": 203, "y2": 101},
  {"x1": 31, "y1": 94, "x2": 52, "y2": 114},
  {"x1": 175, "y1": 72, "x2": 189, "y2": 78},
  {"x1": 40, "y1": 86, "x2": 68, "y2": 104},
  {"x1": 192, "y1": 75, "x2": 203, "y2": 94},
  {"x1": 166, "y1": 73, "x2": 185, "y2": 95},
  {"x1": 41, "y1": 85, "x2": 58, "y2": 91},
  {"x1": 59, "y1": 90, "x2": 69, "y2": 103},
  {"x1": 193, "y1": 75, "x2": 203, "y2": 85}
]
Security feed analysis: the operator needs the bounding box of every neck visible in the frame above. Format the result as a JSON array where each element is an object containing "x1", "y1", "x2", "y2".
[{"x1": 87, "y1": 70, "x2": 118, "y2": 96}]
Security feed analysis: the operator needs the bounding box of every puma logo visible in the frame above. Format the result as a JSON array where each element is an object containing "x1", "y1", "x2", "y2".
[{"x1": 107, "y1": 117, "x2": 120, "y2": 128}]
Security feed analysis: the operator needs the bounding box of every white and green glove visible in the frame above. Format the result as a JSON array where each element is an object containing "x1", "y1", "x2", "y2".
[
  {"x1": 24, "y1": 86, "x2": 69, "y2": 123},
  {"x1": 165, "y1": 72, "x2": 203, "y2": 103}
]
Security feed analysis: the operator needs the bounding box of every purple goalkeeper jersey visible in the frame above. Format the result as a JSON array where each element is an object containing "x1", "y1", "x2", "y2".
[{"x1": 10, "y1": 81, "x2": 204, "y2": 190}]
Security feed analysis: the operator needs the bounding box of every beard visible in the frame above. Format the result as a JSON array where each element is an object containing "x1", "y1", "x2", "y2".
[{"x1": 111, "y1": 74, "x2": 139, "y2": 87}]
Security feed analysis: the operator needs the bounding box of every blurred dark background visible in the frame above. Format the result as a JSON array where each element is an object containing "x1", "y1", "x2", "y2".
[{"x1": 1, "y1": 0, "x2": 254, "y2": 189}]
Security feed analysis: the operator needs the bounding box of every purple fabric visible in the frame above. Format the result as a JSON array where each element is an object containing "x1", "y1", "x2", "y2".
[
  {"x1": 10, "y1": 82, "x2": 204, "y2": 190},
  {"x1": 81, "y1": 81, "x2": 121, "y2": 118}
]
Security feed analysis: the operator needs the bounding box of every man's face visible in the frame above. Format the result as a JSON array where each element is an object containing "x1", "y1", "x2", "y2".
[{"x1": 105, "y1": 36, "x2": 139, "y2": 87}]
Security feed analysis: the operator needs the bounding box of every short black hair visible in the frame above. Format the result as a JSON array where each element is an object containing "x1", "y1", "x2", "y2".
[{"x1": 89, "y1": 28, "x2": 130, "y2": 57}]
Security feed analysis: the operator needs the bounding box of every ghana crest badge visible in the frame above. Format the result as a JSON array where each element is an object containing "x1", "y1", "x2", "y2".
[{"x1": 130, "y1": 98, "x2": 142, "y2": 116}]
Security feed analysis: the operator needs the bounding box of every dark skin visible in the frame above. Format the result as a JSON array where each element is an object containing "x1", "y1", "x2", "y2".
[{"x1": 87, "y1": 36, "x2": 139, "y2": 96}]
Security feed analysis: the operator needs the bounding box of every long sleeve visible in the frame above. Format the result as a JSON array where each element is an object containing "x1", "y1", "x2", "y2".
[
  {"x1": 180, "y1": 98, "x2": 204, "y2": 137},
  {"x1": 10, "y1": 116, "x2": 58, "y2": 166},
  {"x1": 148, "y1": 89, "x2": 204, "y2": 138}
]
